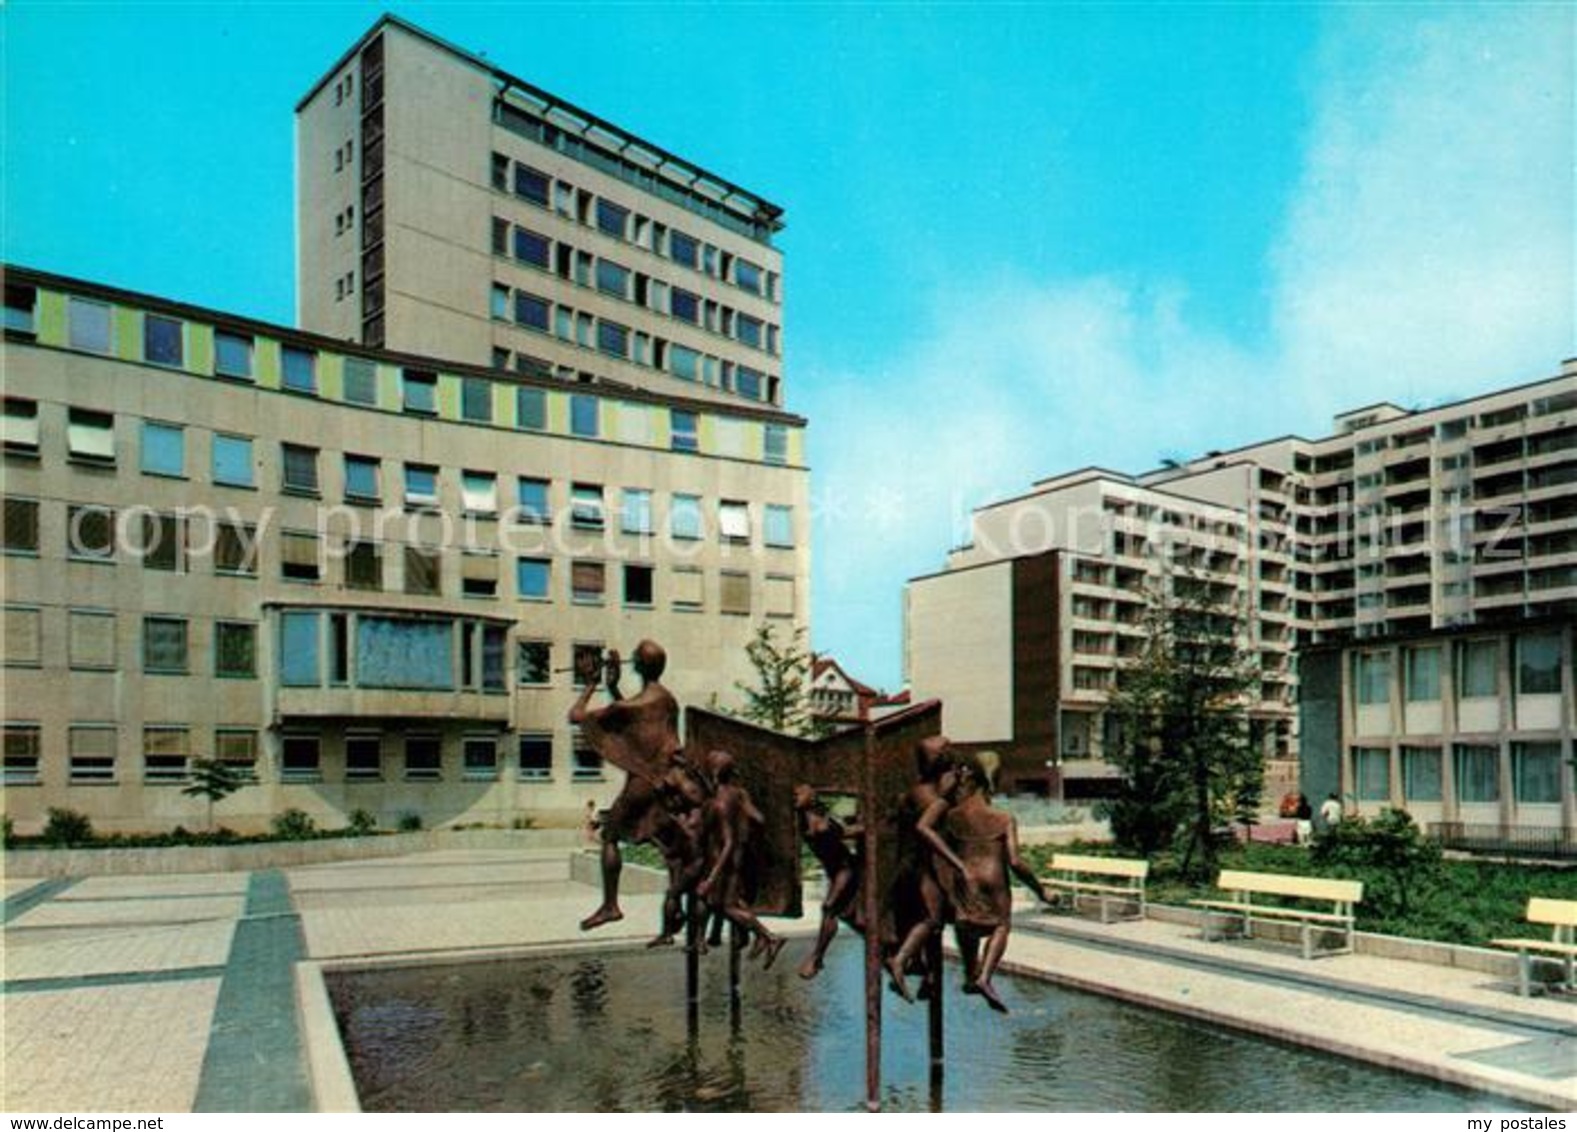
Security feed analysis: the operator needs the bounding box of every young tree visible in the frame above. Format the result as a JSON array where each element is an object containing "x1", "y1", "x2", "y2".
[
  {"x1": 1103, "y1": 566, "x2": 1263, "y2": 879},
  {"x1": 182, "y1": 758, "x2": 248, "y2": 831},
  {"x1": 734, "y1": 622, "x2": 816, "y2": 736}
]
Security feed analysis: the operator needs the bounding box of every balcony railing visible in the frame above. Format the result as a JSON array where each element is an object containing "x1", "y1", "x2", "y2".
[{"x1": 1428, "y1": 822, "x2": 1577, "y2": 860}]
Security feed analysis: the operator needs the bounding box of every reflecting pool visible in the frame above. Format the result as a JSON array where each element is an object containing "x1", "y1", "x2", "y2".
[{"x1": 329, "y1": 940, "x2": 1518, "y2": 1112}]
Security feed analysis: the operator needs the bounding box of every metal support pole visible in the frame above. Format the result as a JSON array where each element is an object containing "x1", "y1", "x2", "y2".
[
  {"x1": 729, "y1": 920, "x2": 743, "y2": 1022},
  {"x1": 862, "y1": 722, "x2": 882, "y2": 1113},
  {"x1": 685, "y1": 893, "x2": 700, "y2": 1032}
]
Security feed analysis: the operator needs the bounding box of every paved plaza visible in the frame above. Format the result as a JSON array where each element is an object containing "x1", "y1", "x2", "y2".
[{"x1": 3, "y1": 848, "x2": 1573, "y2": 1112}]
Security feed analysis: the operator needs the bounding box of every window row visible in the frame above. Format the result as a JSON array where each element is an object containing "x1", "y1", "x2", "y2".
[
  {"x1": 488, "y1": 152, "x2": 777, "y2": 302},
  {"x1": 4, "y1": 608, "x2": 259, "y2": 677},
  {"x1": 491, "y1": 282, "x2": 780, "y2": 406},
  {"x1": 19, "y1": 296, "x2": 794, "y2": 463},
  {"x1": 1349, "y1": 742, "x2": 1567, "y2": 805},
  {"x1": 490, "y1": 217, "x2": 780, "y2": 357},
  {"x1": 0, "y1": 725, "x2": 602, "y2": 786},
  {"x1": 1352, "y1": 633, "x2": 1566, "y2": 705}
]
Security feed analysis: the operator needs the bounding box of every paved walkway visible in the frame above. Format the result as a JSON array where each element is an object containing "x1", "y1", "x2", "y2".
[{"x1": 3, "y1": 848, "x2": 1573, "y2": 1111}]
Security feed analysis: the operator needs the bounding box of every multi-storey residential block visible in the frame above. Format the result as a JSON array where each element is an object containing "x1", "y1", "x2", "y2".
[
  {"x1": 0, "y1": 267, "x2": 808, "y2": 833},
  {"x1": 906, "y1": 361, "x2": 1576, "y2": 843},
  {"x1": 297, "y1": 15, "x2": 785, "y2": 415}
]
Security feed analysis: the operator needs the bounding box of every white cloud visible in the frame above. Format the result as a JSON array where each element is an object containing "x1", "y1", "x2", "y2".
[{"x1": 812, "y1": 5, "x2": 1575, "y2": 687}]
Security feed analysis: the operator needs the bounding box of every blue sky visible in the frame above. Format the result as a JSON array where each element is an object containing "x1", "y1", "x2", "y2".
[{"x1": 5, "y1": 3, "x2": 1573, "y2": 688}]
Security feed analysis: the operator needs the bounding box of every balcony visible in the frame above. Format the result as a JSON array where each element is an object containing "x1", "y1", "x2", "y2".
[{"x1": 276, "y1": 686, "x2": 511, "y2": 722}]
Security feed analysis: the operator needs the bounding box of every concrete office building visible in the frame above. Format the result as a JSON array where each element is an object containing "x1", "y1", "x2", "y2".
[
  {"x1": 906, "y1": 361, "x2": 1576, "y2": 830},
  {"x1": 0, "y1": 265, "x2": 806, "y2": 833},
  {"x1": 296, "y1": 15, "x2": 786, "y2": 417}
]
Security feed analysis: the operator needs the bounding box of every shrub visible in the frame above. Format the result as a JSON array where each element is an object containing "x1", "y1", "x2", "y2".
[
  {"x1": 347, "y1": 809, "x2": 378, "y2": 837},
  {"x1": 43, "y1": 807, "x2": 94, "y2": 846},
  {"x1": 2, "y1": 815, "x2": 13, "y2": 847},
  {"x1": 1311, "y1": 808, "x2": 1442, "y2": 918},
  {"x1": 271, "y1": 808, "x2": 317, "y2": 840},
  {"x1": 397, "y1": 811, "x2": 423, "y2": 832}
]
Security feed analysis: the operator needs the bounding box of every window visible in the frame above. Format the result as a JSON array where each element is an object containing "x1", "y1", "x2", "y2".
[
  {"x1": 669, "y1": 231, "x2": 698, "y2": 268},
  {"x1": 516, "y1": 557, "x2": 551, "y2": 601},
  {"x1": 4, "y1": 497, "x2": 39, "y2": 554},
  {"x1": 516, "y1": 477, "x2": 550, "y2": 523},
  {"x1": 351, "y1": 617, "x2": 451, "y2": 690},
  {"x1": 671, "y1": 410, "x2": 698, "y2": 453},
  {"x1": 735, "y1": 259, "x2": 762, "y2": 295},
  {"x1": 671, "y1": 494, "x2": 702, "y2": 540},
  {"x1": 572, "y1": 742, "x2": 605, "y2": 782},
  {"x1": 736, "y1": 314, "x2": 763, "y2": 350},
  {"x1": 624, "y1": 563, "x2": 654, "y2": 607},
  {"x1": 67, "y1": 408, "x2": 115, "y2": 463},
  {"x1": 1453, "y1": 744, "x2": 1499, "y2": 803},
  {"x1": 68, "y1": 610, "x2": 116, "y2": 669},
  {"x1": 3, "y1": 398, "x2": 38, "y2": 453},
  {"x1": 213, "y1": 522, "x2": 257, "y2": 575},
  {"x1": 491, "y1": 217, "x2": 510, "y2": 256},
  {"x1": 343, "y1": 358, "x2": 378, "y2": 405},
  {"x1": 4, "y1": 606, "x2": 40, "y2": 666},
  {"x1": 571, "y1": 484, "x2": 604, "y2": 529},
  {"x1": 4, "y1": 283, "x2": 37, "y2": 335},
  {"x1": 1400, "y1": 747, "x2": 1442, "y2": 802},
  {"x1": 764, "y1": 574, "x2": 795, "y2": 618},
  {"x1": 1516, "y1": 633, "x2": 1563, "y2": 695},
  {"x1": 328, "y1": 613, "x2": 348, "y2": 686},
  {"x1": 736, "y1": 366, "x2": 763, "y2": 401},
  {"x1": 518, "y1": 733, "x2": 553, "y2": 781},
  {"x1": 281, "y1": 531, "x2": 321, "y2": 582},
  {"x1": 69, "y1": 727, "x2": 116, "y2": 783},
  {"x1": 143, "y1": 617, "x2": 188, "y2": 674},
  {"x1": 67, "y1": 505, "x2": 114, "y2": 561},
  {"x1": 344, "y1": 455, "x2": 380, "y2": 501},
  {"x1": 68, "y1": 297, "x2": 112, "y2": 353},
  {"x1": 514, "y1": 227, "x2": 550, "y2": 268},
  {"x1": 670, "y1": 287, "x2": 699, "y2": 324},
  {"x1": 212, "y1": 435, "x2": 254, "y2": 488},
  {"x1": 210, "y1": 331, "x2": 253, "y2": 381},
  {"x1": 143, "y1": 727, "x2": 189, "y2": 784},
  {"x1": 215, "y1": 622, "x2": 256, "y2": 678},
  {"x1": 516, "y1": 387, "x2": 546, "y2": 431},
  {"x1": 595, "y1": 259, "x2": 629, "y2": 299},
  {"x1": 462, "y1": 551, "x2": 499, "y2": 598},
  {"x1": 1352, "y1": 747, "x2": 1390, "y2": 802},
  {"x1": 571, "y1": 395, "x2": 599, "y2": 438},
  {"x1": 3, "y1": 723, "x2": 40, "y2": 785},
  {"x1": 280, "y1": 610, "x2": 321, "y2": 686},
  {"x1": 1457, "y1": 639, "x2": 1499, "y2": 698},
  {"x1": 461, "y1": 378, "x2": 491, "y2": 423},
  {"x1": 491, "y1": 152, "x2": 510, "y2": 191},
  {"x1": 464, "y1": 736, "x2": 499, "y2": 780},
  {"x1": 721, "y1": 571, "x2": 751, "y2": 616},
  {"x1": 1512, "y1": 742, "x2": 1562, "y2": 804},
  {"x1": 719, "y1": 501, "x2": 750, "y2": 544},
  {"x1": 405, "y1": 734, "x2": 442, "y2": 781},
  {"x1": 140, "y1": 513, "x2": 183, "y2": 572},
  {"x1": 1403, "y1": 648, "x2": 1440, "y2": 703},
  {"x1": 282, "y1": 444, "x2": 320, "y2": 494},
  {"x1": 405, "y1": 546, "x2": 442, "y2": 596},
  {"x1": 345, "y1": 541, "x2": 382, "y2": 591},
  {"x1": 461, "y1": 471, "x2": 498, "y2": 515},
  {"x1": 404, "y1": 464, "x2": 439, "y2": 508},
  {"x1": 670, "y1": 344, "x2": 699, "y2": 381},
  {"x1": 597, "y1": 320, "x2": 629, "y2": 359},
  {"x1": 518, "y1": 640, "x2": 551, "y2": 685},
  {"x1": 282, "y1": 346, "x2": 317, "y2": 395},
  {"x1": 672, "y1": 567, "x2": 704, "y2": 610},
  {"x1": 143, "y1": 315, "x2": 183, "y2": 366},
  {"x1": 572, "y1": 560, "x2": 606, "y2": 603},
  {"x1": 215, "y1": 730, "x2": 258, "y2": 780},
  {"x1": 595, "y1": 199, "x2": 628, "y2": 239},
  {"x1": 491, "y1": 283, "x2": 510, "y2": 320},
  {"x1": 619, "y1": 488, "x2": 653, "y2": 535},
  {"x1": 764, "y1": 505, "x2": 794, "y2": 548},
  {"x1": 281, "y1": 735, "x2": 321, "y2": 783},
  {"x1": 481, "y1": 625, "x2": 507, "y2": 692},
  {"x1": 514, "y1": 164, "x2": 550, "y2": 206},
  {"x1": 140, "y1": 421, "x2": 185, "y2": 477},
  {"x1": 515, "y1": 292, "x2": 550, "y2": 331},
  {"x1": 346, "y1": 733, "x2": 382, "y2": 781},
  {"x1": 402, "y1": 369, "x2": 437, "y2": 415},
  {"x1": 1353, "y1": 652, "x2": 1390, "y2": 705}
]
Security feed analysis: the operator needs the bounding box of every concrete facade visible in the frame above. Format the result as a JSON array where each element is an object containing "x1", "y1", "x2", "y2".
[{"x1": 1, "y1": 267, "x2": 809, "y2": 834}]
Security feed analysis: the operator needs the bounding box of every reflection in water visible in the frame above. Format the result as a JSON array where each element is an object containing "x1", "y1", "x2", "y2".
[{"x1": 329, "y1": 941, "x2": 1519, "y2": 1112}]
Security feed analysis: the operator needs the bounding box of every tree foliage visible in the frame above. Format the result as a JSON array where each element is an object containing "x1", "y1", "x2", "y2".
[
  {"x1": 181, "y1": 758, "x2": 249, "y2": 831},
  {"x1": 735, "y1": 622, "x2": 817, "y2": 736},
  {"x1": 1102, "y1": 568, "x2": 1264, "y2": 879},
  {"x1": 1312, "y1": 808, "x2": 1442, "y2": 918}
]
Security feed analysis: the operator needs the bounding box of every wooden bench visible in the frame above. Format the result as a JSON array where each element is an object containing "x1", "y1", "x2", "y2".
[
  {"x1": 1041, "y1": 853, "x2": 1148, "y2": 923},
  {"x1": 1490, "y1": 898, "x2": 1577, "y2": 997},
  {"x1": 1191, "y1": 870, "x2": 1363, "y2": 959}
]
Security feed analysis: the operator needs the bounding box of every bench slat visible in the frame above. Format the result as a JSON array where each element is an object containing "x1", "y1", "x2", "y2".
[
  {"x1": 1050, "y1": 854, "x2": 1149, "y2": 880},
  {"x1": 1490, "y1": 938, "x2": 1577, "y2": 956},
  {"x1": 1217, "y1": 869, "x2": 1363, "y2": 904},
  {"x1": 1526, "y1": 898, "x2": 1577, "y2": 928}
]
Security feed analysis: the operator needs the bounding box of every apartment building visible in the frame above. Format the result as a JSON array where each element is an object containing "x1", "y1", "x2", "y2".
[
  {"x1": 297, "y1": 15, "x2": 785, "y2": 416},
  {"x1": 906, "y1": 361, "x2": 1576, "y2": 823},
  {"x1": 0, "y1": 267, "x2": 809, "y2": 833}
]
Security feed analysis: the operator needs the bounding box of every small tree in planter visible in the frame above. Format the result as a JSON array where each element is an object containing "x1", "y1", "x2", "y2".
[{"x1": 182, "y1": 759, "x2": 248, "y2": 832}]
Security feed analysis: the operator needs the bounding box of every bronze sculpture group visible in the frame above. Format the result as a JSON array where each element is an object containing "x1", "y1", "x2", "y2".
[{"x1": 571, "y1": 639, "x2": 1047, "y2": 1012}]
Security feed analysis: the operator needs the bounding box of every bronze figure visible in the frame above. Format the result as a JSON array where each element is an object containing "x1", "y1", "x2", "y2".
[{"x1": 793, "y1": 784, "x2": 862, "y2": 979}]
